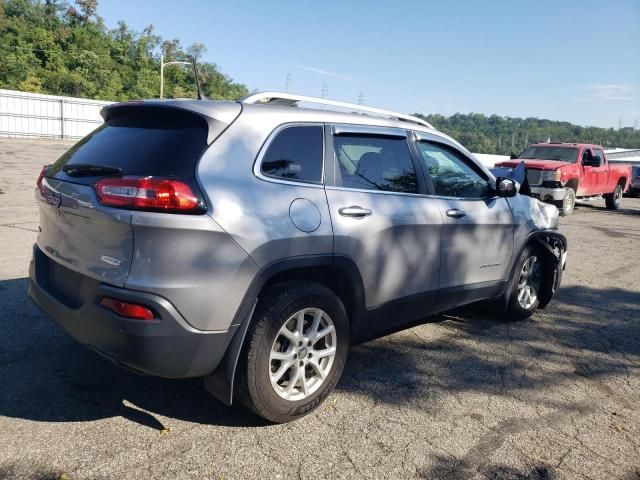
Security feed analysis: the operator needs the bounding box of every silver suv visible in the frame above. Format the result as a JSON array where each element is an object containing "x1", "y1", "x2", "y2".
[{"x1": 29, "y1": 92, "x2": 567, "y2": 423}]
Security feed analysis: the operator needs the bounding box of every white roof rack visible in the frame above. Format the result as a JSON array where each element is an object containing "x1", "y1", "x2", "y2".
[{"x1": 241, "y1": 91, "x2": 433, "y2": 129}]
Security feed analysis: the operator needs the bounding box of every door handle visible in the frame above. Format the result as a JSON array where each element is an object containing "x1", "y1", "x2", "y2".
[
  {"x1": 339, "y1": 206, "x2": 372, "y2": 218},
  {"x1": 446, "y1": 208, "x2": 467, "y2": 219}
]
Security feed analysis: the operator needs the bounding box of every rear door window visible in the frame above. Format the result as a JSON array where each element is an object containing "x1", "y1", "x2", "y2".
[
  {"x1": 333, "y1": 135, "x2": 418, "y2": 193},
  {"x1": 48, "y1": 107, "x2": 209, "y2": 185},
  {"x1": 260, "y1": 125, "x2": 324, "y2": 183}
]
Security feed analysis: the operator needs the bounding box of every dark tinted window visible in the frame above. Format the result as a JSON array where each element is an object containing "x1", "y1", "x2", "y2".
[
  {"x1": 49, "y1": 108, "x2": 209, "y2": 185},
  {"x1": 416, "y1": 142, "x2": 490, "y2": 198},
  {"x1": 333, "y1": 135, "x2": 418, "y2": 193},
  {"x1": 261, "y1": 126, "x2": 323, "y2": 183},
  {"x1": 594, "y1": 149, "x2": 605, "y2": 166}
]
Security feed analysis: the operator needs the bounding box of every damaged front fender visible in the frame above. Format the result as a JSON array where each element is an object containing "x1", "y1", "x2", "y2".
[{"x1": 531, "y1": 231, "x2": 567, "y2": 308}]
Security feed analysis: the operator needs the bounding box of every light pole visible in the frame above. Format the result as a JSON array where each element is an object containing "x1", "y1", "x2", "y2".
[{"x1": 160, "y1": 54, "x2": 191, "y2": 99}]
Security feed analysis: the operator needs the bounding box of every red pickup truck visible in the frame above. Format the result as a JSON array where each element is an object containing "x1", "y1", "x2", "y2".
[{"x1": 495, "y1": 143, "x2": 632, "y2": 215}]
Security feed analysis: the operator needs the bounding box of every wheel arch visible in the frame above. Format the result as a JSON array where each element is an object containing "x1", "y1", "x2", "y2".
[
  {"x1": 617, "y1": 176, "x2": 628, "y2": 189},
  {"x1": 204, "y1": 254, "x2": 365, "y2": 405},
  {"x1": 565, "y1": 177, "x2": 579, "y2": 195}
]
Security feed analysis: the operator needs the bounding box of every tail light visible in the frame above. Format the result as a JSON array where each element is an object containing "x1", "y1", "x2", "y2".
[
  {"x1": 95, "y1": 177, "x2": 200, "y2": 213},
  {"x1": 37, "y1": 165, "x2": 51, "y2": 188},
  {"x1": 100, "y1": 297, "x2": 155, "y2": 320}
]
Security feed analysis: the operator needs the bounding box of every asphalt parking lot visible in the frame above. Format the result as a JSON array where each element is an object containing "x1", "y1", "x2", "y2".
[{"x1": 0, "y1": 138, "x2": 638, "y2": 480}]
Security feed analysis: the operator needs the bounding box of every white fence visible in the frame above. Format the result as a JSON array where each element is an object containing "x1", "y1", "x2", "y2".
[{"x1": 0, "y1": 89, "x2": 112, "y2": 140}]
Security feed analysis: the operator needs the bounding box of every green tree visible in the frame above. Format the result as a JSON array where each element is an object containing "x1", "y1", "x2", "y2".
[
  {"x1": 0, "y1": 0, "x2": 249, "y2": 101},
  {"x1": 415, "y1": 113, "x2": 640, "y2": 152}
]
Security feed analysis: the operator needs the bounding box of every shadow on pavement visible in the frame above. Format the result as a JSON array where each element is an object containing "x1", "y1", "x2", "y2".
[{"x1": 1, "y1": 277, "x2": 638, "y2": 430}]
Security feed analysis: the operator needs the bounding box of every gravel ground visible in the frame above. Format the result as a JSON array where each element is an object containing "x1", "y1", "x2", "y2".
[{"x1": 0, "y1": 138, "x2": 638, "y2": 480}]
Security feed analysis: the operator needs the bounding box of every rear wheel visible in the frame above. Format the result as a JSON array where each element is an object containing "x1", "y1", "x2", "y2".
[
  {"x1": 505, "y1": 246, "x2": 543, "y2": 320},
  {"x1": 555, "y1": 188, "x2": 575, "y2": 216},
  {"x1": 236, "y1": 282, "x2": 349, "y2": 423},
  {"x1": 605, "y1": 184, "x2": 623, "y2": 209}
]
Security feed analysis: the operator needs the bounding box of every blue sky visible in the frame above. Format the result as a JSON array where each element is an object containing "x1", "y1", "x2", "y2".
[{"x1": 99, "y1": 0, "x2": 640, "y2": 128}]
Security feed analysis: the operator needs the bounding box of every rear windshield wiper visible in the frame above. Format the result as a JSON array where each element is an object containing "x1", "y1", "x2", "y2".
[{"x1": 62, "y1": 164, "x2": 122, "y2": 177}]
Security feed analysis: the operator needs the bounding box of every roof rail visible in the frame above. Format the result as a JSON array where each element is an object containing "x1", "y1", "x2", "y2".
[{"x1": 240, "y1": 91, "x2": 433, "y2": 129}]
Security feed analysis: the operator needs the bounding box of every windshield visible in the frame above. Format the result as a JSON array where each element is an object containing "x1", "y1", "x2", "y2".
[{"x1": 519, "y1": 146, "x2": 578, "y2": 163}]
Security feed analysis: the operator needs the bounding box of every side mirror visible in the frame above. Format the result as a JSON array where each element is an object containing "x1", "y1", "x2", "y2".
[
  {"x1": 496, "y1": 177, "x2": 517, "y2": 197},
  {"x1": 510, "y1": 153, "x2": 518, "y2": 160}
]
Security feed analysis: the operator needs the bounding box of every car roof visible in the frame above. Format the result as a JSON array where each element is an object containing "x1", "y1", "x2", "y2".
[
  {"x1": 528, "y1": 142, "x2": 603, "y2": 149},
  {"x1": 110, "y1": 98, "x2": 442, "y2": 136},
  {"x1": 103, "y1": 98, "x2": 488, "y2": 175}
]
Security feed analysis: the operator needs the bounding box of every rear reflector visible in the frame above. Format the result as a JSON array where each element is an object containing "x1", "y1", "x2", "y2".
[
  {"x1": 100, "y1": 297, "x2": 155, "y2": 320},
  {"x1": 95, "y1": 177, "x2": 199, "y2": 212}
]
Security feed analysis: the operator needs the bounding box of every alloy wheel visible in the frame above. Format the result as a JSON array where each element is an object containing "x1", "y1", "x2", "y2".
[
  {"x1": 517, "y1": 256, "x2": 541, "y2": 310},
  {"x1": 269, "y1": 308, "x2": 337, "y2": 401},
  {"x1": 614, "y1": 185, "x2": 622, "y2": 206},
  {"x1": 564, "y1": 191, "x2": 575, "y2": 214}
]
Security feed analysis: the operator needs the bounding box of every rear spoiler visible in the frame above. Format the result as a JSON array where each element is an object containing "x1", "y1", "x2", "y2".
[{"x1": 101, "y1": 101, "x2": 241, "y2": 144}]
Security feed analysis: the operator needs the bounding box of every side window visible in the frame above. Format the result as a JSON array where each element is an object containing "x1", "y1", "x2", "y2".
[
  {"x1": 415, "y1": 142, "x2": 490, "y2": 198},
  {"x1": 581, "y1": 148, "x2": 592, "y2": 164},
  {"x1": 594, "y1": 149, "x2": 605, "y2": 166},
  {"x1": 261, "y1": 125, "x2": 323, "y2": 183},
  {"x1": 333, "y1": 135, "x2": 418, "y2": 193}
]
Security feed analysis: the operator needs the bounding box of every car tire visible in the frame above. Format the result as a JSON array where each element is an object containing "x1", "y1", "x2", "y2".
[
  {"x1": 235, "y1": 281, "x2": 349, "y2": 423},
  {"x1": 505, "y1": 246, "x2": 543, "y2": 321},
  {"x1": 604, "y1": 184, "x2": 623, "y2": 209},
  {"x1": 555, "y1": 188, "x2": 575, "y2": 216}
]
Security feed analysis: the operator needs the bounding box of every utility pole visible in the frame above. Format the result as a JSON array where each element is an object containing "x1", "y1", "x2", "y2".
[
  {"x1": 286, "y1": 73, "x2": 292, "y2": 93},
  {"x1": 635, "y1": 119, "x2": 638, "y2": 130},
  {"x1": 357, "y1": 92, "x2": 365, "y2": 105},
  {"x1": 321, "y1": 83, "x2": 328, "y2": 99},
  {"x1": 618, "y1": 118, "x2": 622, "y2": 130}
]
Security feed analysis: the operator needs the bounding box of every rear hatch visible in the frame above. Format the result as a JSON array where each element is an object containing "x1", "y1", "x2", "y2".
[{"x1": 37, "y1": 103, "x2": 234, "y2": 289}]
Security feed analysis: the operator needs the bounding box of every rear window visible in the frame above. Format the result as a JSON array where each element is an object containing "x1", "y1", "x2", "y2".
[
  {"x1": 48, "y1": 108, "x2": 208, "y2": 184},
  {"x1": 260, "y1": 125, "x2": 324, "y2": 183}
]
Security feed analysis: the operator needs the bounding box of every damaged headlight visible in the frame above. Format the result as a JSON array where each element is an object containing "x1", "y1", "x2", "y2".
[{"x1": 530, "y1": 198, "x2": 559, "y2": 230}]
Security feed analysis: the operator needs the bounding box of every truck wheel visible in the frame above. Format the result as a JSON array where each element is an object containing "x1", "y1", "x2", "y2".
[
  {"x1": 505, "y1": 246, "x2": 542, "y2": 320},
  {"x1": 555, "y1": 188, "x2": 575, "y2": 216},
  {"x1": 236, "y1": 282, "x2": 349, "y2": 423},
  {"x1": 605, "y1": 184, "x2": 623, "y2": 210}
]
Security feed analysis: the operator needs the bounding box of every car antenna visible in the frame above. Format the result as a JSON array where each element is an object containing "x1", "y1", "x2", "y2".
[{"x1": 191, "y1": 57, "x2": 205, "y2": 100}]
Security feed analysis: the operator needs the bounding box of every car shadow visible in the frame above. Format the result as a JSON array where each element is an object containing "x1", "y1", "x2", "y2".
[{"x1": 1, "y1": 277, "x2": 638, "y2": 430}]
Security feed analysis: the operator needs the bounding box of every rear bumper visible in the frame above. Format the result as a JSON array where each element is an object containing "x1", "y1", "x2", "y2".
[
  {"x1": 530, "y1": 186, "x2": 566, "y2": 201},
  {"x1": 28, "y1": 245, "x2": 235, "y2": 378}
]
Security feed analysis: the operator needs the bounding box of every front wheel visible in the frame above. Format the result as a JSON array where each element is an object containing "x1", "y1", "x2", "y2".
[
  {"x1": 555, "y1": 188, "x2": 575, "y2": 216},
  {"x1": 605, "y1": 184, "x2": 623, "y2": 210},
  {"x1": 236, "y1": 282, "x2": 349, "y2": 423},
  {"x1": 505, "y1": 246, "x2": 543, "y2": 320}
]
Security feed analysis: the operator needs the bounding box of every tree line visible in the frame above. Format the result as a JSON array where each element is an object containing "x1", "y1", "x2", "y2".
[
  {"x1": 0, "y1": 0, "x2": 249, "y2": 101},
  {"x1": 1, "y1": 0, "x2": 638, "y2": 152},
  {"x1": 415, "y1": 113, "x2": 640, "y2": 154}
]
